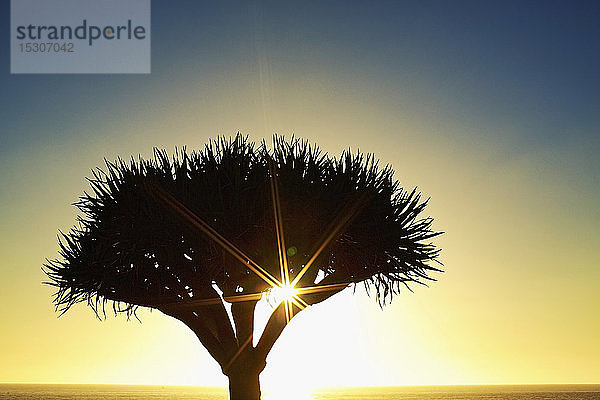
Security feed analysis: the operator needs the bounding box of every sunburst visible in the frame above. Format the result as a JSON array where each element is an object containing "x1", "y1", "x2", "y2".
[{"x1": 150, "y1": 159, "x2": 368, "y2": 370}]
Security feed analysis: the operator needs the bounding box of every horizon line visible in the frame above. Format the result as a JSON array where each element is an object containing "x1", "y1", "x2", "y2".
[{"x1": 1, "y1": 382, "x2": 599, "y2": 387}]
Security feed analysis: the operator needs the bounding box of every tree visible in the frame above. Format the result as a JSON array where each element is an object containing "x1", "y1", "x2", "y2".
[{"x1": 44, "y1": 135, "x2": 442, "y2": 400}]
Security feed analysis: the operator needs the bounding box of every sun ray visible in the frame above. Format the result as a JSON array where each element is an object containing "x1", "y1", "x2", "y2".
[
  {"x1": 167, "y1": 282, "x2": 349, "y2": 312},
  {"x1": 290, "y1": 294, "x2": 308, "y2": 309},
  {"x1": 268, "y1": 157, "x2": 297, "y2": 323},
  {"x1": 283, "y1": 298, "x2": 290, "y2": 323},
  {"x1": 156, "y1": 280, "x2": 348, "y2": 315},
  {"x1": 152, "y1": 292, "x2": 264, "y2": 312},
  {"x1": 295, "y1": 282, "x2": 350, "y2": 295},
  {"x1": 223, "y1": 334, "x2": 253, "y2": 373},
  {"x1": 268, "y1": 158, "x2": 290, "y2": 287},
  {"x1": 222, "y1": 292, "x2": 264, "y2": 303},
  {"x1": 290, "y1": 189, "x2": 373, "y2": 287},
  {"x1": 152, "y1": 164, "x2": 358, "y2": 331},
  {"x1": 151, "y1": 183, "x2": 281, "y2": 288}
]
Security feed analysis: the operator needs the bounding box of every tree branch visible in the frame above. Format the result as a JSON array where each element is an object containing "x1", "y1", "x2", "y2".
[
  {"x1": 190, "y1": 284, "x2": 238, "y2": 357},
  {"x1": 158, "y1": 306, "x2": 228, "y2": 366},
  {"x1": 299, "y1": 272, "x2": 348, "y2": 305},
  {"x1": 231, "y1": 300, "x2": 257, "y2": 346},
  {"x1": 254, "y1": 302, "x2": 287, "y2": 361},
  {"x1": 101, "y1": 282, "x2": 237, "y2": 367}
]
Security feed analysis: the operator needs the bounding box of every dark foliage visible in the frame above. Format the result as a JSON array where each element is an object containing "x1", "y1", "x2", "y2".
[{"x1": 44, "y1": 135, "x2": 442, "y2": 318}]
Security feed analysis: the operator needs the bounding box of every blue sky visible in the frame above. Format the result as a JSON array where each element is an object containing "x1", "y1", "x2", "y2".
[{"x1": 2, "y1": 1, "x2": 599, "y2": 152}]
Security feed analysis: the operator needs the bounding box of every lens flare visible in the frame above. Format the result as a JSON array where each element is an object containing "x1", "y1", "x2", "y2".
[{"x1": 268, "y1": 284, "x2": 298, "y2": 305}]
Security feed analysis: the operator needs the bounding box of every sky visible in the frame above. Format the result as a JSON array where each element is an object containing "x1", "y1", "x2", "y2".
[{"x1": 0, "y1": 0, "x2": 599, "y2": 391}]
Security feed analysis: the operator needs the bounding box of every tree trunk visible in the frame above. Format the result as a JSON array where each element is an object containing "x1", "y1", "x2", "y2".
[{"x1": 227, "y1": 370, "x2": 261, "y2": 400}]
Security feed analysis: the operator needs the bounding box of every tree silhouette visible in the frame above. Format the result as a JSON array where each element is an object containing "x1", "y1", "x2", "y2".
[{"x1": 44, "y1": 135, "x2": 442, "y2": 400}]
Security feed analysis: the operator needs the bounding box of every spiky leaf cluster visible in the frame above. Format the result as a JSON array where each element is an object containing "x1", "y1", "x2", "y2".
[{"x1": 45, "y1": 135, "x2": 442, "y2": 316}]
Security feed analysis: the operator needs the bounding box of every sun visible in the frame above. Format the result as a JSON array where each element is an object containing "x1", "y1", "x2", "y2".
[{"x1": 268, "y1": 284, "x2": 299, "y2": 305}]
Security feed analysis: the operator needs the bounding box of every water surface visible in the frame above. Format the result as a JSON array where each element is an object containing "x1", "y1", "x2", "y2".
[{"x1": 1, "y1": 384, "x2": 598, "y2": 399}]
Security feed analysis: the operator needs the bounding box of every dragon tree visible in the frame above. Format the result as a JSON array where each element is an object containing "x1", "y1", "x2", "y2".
[{"x1": 45, "y1": 135, "x2": 442, "y2": 400}]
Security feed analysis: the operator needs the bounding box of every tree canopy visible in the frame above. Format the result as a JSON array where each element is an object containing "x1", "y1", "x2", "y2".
[{"x1": 44, "y1": 135, "x2": 442, "y2": 399}]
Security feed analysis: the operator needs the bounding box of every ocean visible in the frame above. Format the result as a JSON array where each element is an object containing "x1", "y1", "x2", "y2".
[{"x1": 0, "y1": 384, "x2": 598, "y2": 400}]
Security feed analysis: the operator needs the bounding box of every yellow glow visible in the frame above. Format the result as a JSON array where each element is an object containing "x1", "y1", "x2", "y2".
[
  {"x1": 1, "y1": 59, "x2": 598, "y2": 387},
  {"x1": 268, "y1": 284, "x2": 299, "y2": 305},
  {"x1": 262, "y1": 379, "x2": 312, "y2": 400}
]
